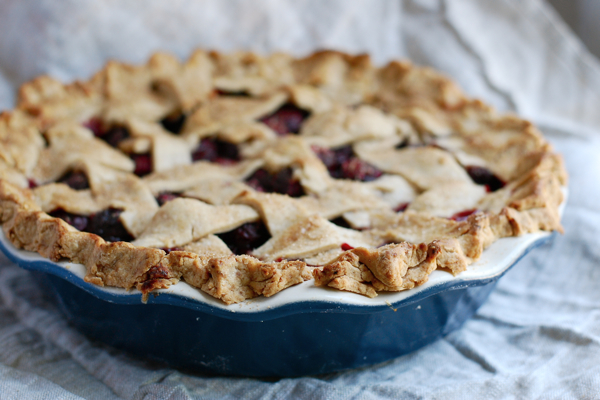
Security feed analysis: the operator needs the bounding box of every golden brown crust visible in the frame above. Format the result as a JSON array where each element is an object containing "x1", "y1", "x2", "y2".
[
  {"x1": 0, "y1": 49, "x2": 567, "y2": 304},
  {"x1": 201, "y1": 256, "x2": 308, "y2": 305}
]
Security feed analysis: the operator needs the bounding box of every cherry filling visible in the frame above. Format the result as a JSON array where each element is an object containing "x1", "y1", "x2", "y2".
[
  {"x1": 83, "y1": 118, "x2": 104, "y2": 137},
  {"x1": 465, "y1": 166, "x2": 505, "y2": 192},
  {"x1": 259, "y1": 104, "x2": 310, "y2": 136},
  {"x1": 49, "y1": 209, "x2": 89, "y2": 232},
  {"x1": 97, "y1": 126, "x2": 131, "y2": 148},
  {"x1": 49, "y1": 208, "x2": 133, "y2": 242},
  {"x1": 83, "y1": 119, "x2": 152, "y2": 176},
  {"x1": 341, "y1": 243, "x2": 355, "y2": 251},
  {"x1": 57, "y1": 171, "x2": 89, "y2": 190},
  {"x1": 160, "y1": 113, "x2": 186, "y2": 134},
  {"x1": 450, "y1": 209, "x2": 477, "y2": 222},
  {"x1": 215, "y1": 89, "x2": 250, "y2": 97},
  {"x1": 395, "y1": 138, "x2": 410, "y2": 149},
  {"x1": 245, "y1": 168, "x2": 305, "y2": 197},
  {"x1": 216, "y1": 221, "x2": 271, "y2": 255},
  {"x1": 312, "y1": 145, "x2": 383, "y2": 182},
  {"x1": 394, "y1": 202, "x2": 409, "y2": 213},
  {"x1": 131, "y1": 153, "x2": 152, "y2": 177},
  {"x1": 192, "y1": 138, "x2": 240, "y2": 164},
  {"x1": 161, "y1": 247, "x2": 185, "y2": 254},
  {"x1": 330, "y1": 216, "x2": 352, "y2": 229},
  {"x1": 156, "y1": 192, "x2": 182, "y2": 206}
]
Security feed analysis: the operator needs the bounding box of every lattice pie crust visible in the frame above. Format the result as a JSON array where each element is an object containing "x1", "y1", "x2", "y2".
[{"x1": 0, "y1": 50, "x2": 566, "y2": 304}]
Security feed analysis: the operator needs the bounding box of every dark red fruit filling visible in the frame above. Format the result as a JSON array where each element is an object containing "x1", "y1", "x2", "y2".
[
  {"x1": 160, "y1": 113, "x2": 186, "y2": 134},
  {"x1": 49, "y1": 209, "x2": 89, "y2": 232},
  {"x1": 395, "y1": 138, "x2": 410, "y2": 149},
  {"x1": 313, "y1": 145, "x2": 383, "y2": 182},
  {"x1": 131, "y1": 153, "x2": 152, "y2": 177},
  {"x1": 330, "y1": 216, "x2": 352, "y2": 229},
  {"x1": 156, "y1": 192, "x2": 182, "y2": 206},
  {"x1": 83, "y1": 118, "x2": 104, "y2": 137},
  {"x1": 83, "y1": 120, "x2": 153, "y2": 176},
  {"x1": 259, "y1": 104, "x2": 309, "y2": 136},
  {"x1": 28, "y1": 179, "x2": 38, "y2": 189},
  {"x1": 341, "y1": 243, "x2": 355, "y2": 251},
  {"x1": 341, "y1": 158, "x2": 383, "y2": 182},
  {"x1": 465, "y1": 166, "x2": 505, "y2": 192},
  {"x1": 82, "y1": 208, "x2": 134, "y2": 242},
  {"x1": 313, "y1": 144, "x2": 354, "y2": 169},
  {"x1": 450, "y1": 209, "x2": 477, "y2": 222},
  {"x1": 245, "y1": 168, "x2": 304, "y2": 197},
  {"x1": 215, "y1": 89, "x2": 250, "y2": 97},
  {"x1": 216, "y1": 221, "x2": 271, "y2": 255},
  {"x1": 57, "y1": 170, "x2": 89, "y2": 190},
  {"x1": 192, "y1": 138, "x2": 240, "y2": 164},
  {"x1": 49, "y1": 208, "x2": 133, "y2": 242},
  {"x1": 95, "y1": 125, "x2": 131, "y2": 148},
  {"x1": 161, "y1": 247, "x2": 185, "y2": 254},
  {"x1": 394, "y1": 202, "x2": 409, "y2": 213}
]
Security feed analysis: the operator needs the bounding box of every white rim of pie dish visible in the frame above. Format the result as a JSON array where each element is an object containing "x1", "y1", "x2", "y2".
[{"x1": 0, "y1": 189, "x2": 567, "y2": 318}]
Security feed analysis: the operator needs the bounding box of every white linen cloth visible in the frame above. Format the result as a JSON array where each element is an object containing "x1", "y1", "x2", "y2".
[{"x1": 1, "y1": 0, "x2": 600, "y2": 398}]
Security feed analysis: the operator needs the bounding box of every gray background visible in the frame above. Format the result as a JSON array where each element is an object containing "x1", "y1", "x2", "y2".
[
  {"x1": 1, "y1": 0, "x2": 600, "y2": 398},
  {"x1": 549, "y1": 0, "x2": 600, "y2": 58}
]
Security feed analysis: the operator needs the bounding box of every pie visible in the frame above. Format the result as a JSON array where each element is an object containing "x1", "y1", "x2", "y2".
[{"x1": 0, "y1": 50, "x2": 567, "y2": 305}]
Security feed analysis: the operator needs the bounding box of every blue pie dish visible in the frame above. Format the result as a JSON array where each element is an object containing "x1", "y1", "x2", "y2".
[{"x1": 0, "y1": 228, "x2": 555, "y2": 377}]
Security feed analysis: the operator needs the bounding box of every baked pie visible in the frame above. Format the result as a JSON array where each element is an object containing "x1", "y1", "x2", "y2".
[{"x1": 0, "y1": 50, "x2": 566, "y2": 305}]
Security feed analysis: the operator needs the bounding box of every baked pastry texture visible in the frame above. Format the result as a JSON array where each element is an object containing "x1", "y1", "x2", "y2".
[{"x1": 0, "y1": 50, "x2": 566, "y2": 304}]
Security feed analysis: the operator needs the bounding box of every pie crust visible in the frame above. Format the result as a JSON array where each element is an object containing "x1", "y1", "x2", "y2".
[{"x1": 0, "y1": 50, "x2": 567, "y2": 305}]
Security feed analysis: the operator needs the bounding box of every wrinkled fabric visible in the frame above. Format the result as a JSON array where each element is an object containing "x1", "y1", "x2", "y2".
[{"x1": 1, "y1": 0, "x2": 600, "y2": 398}]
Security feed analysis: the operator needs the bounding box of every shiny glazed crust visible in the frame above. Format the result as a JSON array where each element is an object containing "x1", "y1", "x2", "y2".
[{"x1": 0, "y1": 50, "x2": 566, "y2": 304}]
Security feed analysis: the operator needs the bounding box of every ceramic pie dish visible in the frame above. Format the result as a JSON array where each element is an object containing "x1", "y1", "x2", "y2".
[
  {"x1": 0, "y1": 49, "x2": 567, "y2": 376},
  {"x1": 0, "y1": 221, "x2": 561, "y2": 377}
]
